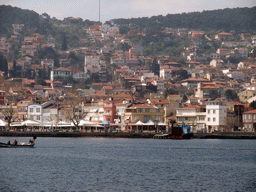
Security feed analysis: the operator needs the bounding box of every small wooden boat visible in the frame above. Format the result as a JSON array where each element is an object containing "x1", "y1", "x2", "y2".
[
  {"x1": 0, "y1": 142, "x2": 35, "y2": 148},
  {"x1": 0, "y1": 136, "x2": 36, "y2": 148}
]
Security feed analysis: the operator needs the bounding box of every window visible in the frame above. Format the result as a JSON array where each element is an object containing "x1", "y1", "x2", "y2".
[
  {"x1": 107, "y1": 102, "x2": 110, "y2": 105},
  {"x1": 253, "y1": 114, "x2": 256, "y2": 120},
  {"x1": 135, "y1": 116, "x2": 140, "y2": 121},
  {"x1": 106, "y1": 109, "x2": 110, "y2": 113},
  {"x1": 248, "y1": 114, "x2": 251, "y2": 120},
  {"x1": 138, "y1": 109, "x2": 143, "y2": 113},
  {"x1": 144, "y1": 116, "x2": 151, "y2": 122},
  {"x1": 36, "y1": 108, "x2": 40, "y2": 113},
  {"x1": 30, "y1": 108, "x2": 33, "y2": 113},
  {"x1": 208, "y1": 118, "x2": 210, "y2": 122},
  {"x1": 213, "y1": 110, "x2": 216, "y2": 114},
  {"x1": 156, "y1": 109, "x2": 160, "y2": 113},
  {"x1": 155, "y1": 116, "x2": 161, "y2": 121},
  {"x1": 145, "y1": 108, "x2": 150, "y2": 113},
  {"x1": 36, "y1": 116, "x2": 40, "y2": 120},
  {"x1": 198, "y1": 116, "x2": 205, "y2": 121},
  {"x1": 213, "y1": 118, "x2": 216, "y2": 122},
  {"x1": 106, "y1": 118, "x2": 110, "y2": 121},
  {"x1": 177, "y1": 117, "x2": 185, "y2": 122},
  {"x1": 207, "y1": 110, "x2": 210, "y2": 114},
  {"x1": 188, "y1": 118, "x2": 195, "y2": 122}
]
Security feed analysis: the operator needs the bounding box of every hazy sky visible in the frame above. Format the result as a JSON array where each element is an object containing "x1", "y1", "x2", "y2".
[{"x1": 1, "y1": 0, "x2": 255, "y2": 22}]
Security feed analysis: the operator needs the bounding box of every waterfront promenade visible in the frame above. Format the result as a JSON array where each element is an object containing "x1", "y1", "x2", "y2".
[{"x1": 1, "y1": 130, "x2": 256, "y2": 139}]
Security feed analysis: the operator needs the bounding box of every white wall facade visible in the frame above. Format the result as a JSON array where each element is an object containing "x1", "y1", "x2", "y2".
[{"x1": 206, "y1": 101, "x2": 227, "y2": 132}]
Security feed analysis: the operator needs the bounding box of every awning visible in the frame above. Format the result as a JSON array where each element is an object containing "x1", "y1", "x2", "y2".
[{"x1": 21, "y1": 120, "x2": 41, "y2": 126}]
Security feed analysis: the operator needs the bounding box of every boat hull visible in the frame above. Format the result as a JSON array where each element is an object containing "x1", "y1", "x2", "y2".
[{"x1": 0, "y1": 142, "x2": 34, "y2": 148}]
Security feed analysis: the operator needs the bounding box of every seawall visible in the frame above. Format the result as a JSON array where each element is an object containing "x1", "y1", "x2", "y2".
[{"x1": 1, "y1": 131, "x2": 256, "y2": 139}]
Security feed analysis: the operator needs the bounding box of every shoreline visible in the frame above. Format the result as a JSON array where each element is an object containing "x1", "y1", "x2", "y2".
[{"x1": 0, "y1": 131, "x2": 256, "y2": 139}]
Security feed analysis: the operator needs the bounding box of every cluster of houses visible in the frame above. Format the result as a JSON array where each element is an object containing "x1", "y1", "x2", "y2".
[{"x1": 0, "y1": 18, "x2": 256, "y2": 133}]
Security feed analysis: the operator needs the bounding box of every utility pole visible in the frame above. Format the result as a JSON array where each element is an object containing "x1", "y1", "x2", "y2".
[{"x1": 99, "y1": 0, "x2": 101, "y2": 22}]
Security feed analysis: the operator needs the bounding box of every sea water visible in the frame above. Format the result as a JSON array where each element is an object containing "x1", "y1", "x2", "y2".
[{"x1": 0, "y1": 137, "x2": 255, "y2": 191}]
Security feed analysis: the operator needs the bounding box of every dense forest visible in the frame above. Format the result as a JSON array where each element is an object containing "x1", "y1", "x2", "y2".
[{"x1": 112, "y1": 7, "x2": 256, "y2": 32}]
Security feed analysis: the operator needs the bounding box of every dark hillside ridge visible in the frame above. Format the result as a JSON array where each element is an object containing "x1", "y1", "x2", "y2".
[
  {"x1": 112, "y1": 7, "x2": 256, "y2": 32},
  {"x1": 0, "y1": 5, "x2": 40, "y2": 35}
]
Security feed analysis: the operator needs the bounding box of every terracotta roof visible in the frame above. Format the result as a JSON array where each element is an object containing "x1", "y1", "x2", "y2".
[{"x1": 243, "y1": 109, "x2": 256, "y2": 114}]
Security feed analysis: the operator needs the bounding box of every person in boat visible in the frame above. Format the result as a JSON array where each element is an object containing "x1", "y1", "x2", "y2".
[
  {"x1": 7, "y1": 140, "x2": 10, "y2": 145},
  {"x1": 29, "y1": 139, "x2": 34, "y2": 145},
  {"x1": 13, "y1": 140, "x2": 17, "y2": 145}
]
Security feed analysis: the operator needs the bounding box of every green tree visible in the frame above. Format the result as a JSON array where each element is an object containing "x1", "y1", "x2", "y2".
[
  {"x1": 225, "y1": 89, "x2": 239, "y2": 101},
  {"x1": 249, "y1": 101, "x2": 256, "y2": 109},
  {"x1": 151, "y1": 57, "x2": 159, "y2": 76},
  {"x1": 181, "y1": 94, "x2": 188, "y2": 103},
  {"x1": 164, "y1": 88, "x2": 176, "y2": 98},
  {"x1": 0, "y1": 53, "x2": 8, "y2": 75},
  {"x1": 61, "y1": 32, "x2": 67, "y2": 51}
]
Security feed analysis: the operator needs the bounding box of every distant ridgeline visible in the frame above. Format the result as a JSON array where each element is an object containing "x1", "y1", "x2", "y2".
[
  {"x1": 0, "y1": 5, "x2": 40, "y2": 35},
  {"x1": 112, "y1": 7, "x2": 256, "y2": 32}
]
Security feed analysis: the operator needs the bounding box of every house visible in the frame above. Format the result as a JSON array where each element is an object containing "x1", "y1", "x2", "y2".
[
  {"x1": 238, "y1": 90, "x2": 256, "y2": 103},
  {"x1": 83, "y1": 100, "x2": 104, "y2": 122},
  {"x1": 41, "y1": 59, "x2": 54, "y2": 68},
  {"x1": 176, "y1": 105, "x2": 206, "y2": 132},
  {"x1": 195, "y1": 82, "x2": 223, "y2": 99},
  {"x1": 103, "y1": 98, "x2": 118, "y2": 123},
  {"x1": 210, "y1": 59, "x2": 224, "y2": 68},
  {"x1": 188, "y1": 31, "x2": 204, "y2": 40},
  {"x1": 238, "y1": 61, "x2": 250, "y2": 69},
  {"x1": 250, "y1": 73, "x2": 256, "y2": 84},
  {"x1": 181, "y1": 78, "x2": 209, "y2": 89},
  {"x1": 152, "y1": 99, "x2": 180, "y2": 122},
  {"x1": 160, "y1": 67, "x2": 172, "y2": 80},
  {"x1": 243, "y1": 109, "x2": 256, "y2": 132},
  {"x1": 215, "y1": 32, "x2": 233, "y2": 41},
  {"x1": 16, "y1": 98, "x2": 32, "y2": 121},
  {"x1": 226, "y1": 71, "x2": 245, "y2": 80},
  {"x1": 205, "y1": 100, "x2": 227, "y2": 132},
  {"x1": 45, "y1": 90, "x2": 63, "y2": 99},
  {"x1": 152, "y1": 79, "x2": 165, "y2": 94},
  {"x1": 0, "y1": 90, "x2": 5, "y2": 105},
  {"x1": 12, "y1": 24, "x2": 24, "y2": 35},
  {"x1": 73, "y1": 71, "x2": 89, "y2": 82},
  {"x1": 221, "y1": 41, "x2": 247, "y2": 48},
  {"x1": 50, "y1": 67, "x2": 72, "y2": 81},
  {"x1": 124, "y1": 103, "x2": 164, "y2": 123},
  {"x1": 84, "y1": 55, "x2": 101, "y2": 74},
  {"x1": 216, "y1": 48, "x2": 229, "y2": 59}
]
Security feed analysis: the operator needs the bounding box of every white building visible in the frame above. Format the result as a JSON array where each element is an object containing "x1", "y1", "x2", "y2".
[
  {"x1": 50, "y1": 67, "x2": 72, "y2": 81},
  {"x1": 84, "y1": 55, "x2": 101, "y2": 73},
  {"x1": 73, "y1": 71, "x2": 90, "y2": 82},
  {"x1": 205, "y1": 100, "x2": 227, "y2": 132},
  {"x1": 12, "y1": 24, "x2": 24, "y2": 35},
  {"x1": 28, "y1": 101, "x2": 56, "y2": 123},
  {"x1": 28, "y1": 104, "x2": 43, "y2": 123},
  {"x1": 160, "y1": 68, "x2": 172, "y2": 80}
]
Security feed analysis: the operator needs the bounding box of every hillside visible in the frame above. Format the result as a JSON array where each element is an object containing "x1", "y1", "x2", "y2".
[
  {"x1": 112, "y1": 7, "x2": 256, "y2": 32},
  {"x1": 0, "y1": 5, "x2": 40, "y2": 35}
]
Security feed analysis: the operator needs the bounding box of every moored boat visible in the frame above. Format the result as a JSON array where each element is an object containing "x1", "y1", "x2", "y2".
[{"x1": 154, "y1": 125, "x2": 193, "y2": 139}]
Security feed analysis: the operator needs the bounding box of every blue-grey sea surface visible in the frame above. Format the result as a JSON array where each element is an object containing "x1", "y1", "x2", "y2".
[{"x1": 0, "y1": 137, "x2": 255, "y2": 192}]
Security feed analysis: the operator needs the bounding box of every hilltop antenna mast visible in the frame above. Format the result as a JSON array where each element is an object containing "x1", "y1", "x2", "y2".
[{"x1": 99, "y1": 0, "x2": 101, "y2": 22}]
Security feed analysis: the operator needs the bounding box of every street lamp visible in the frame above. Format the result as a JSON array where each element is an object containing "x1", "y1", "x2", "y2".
[{"x1": 154, "y1": 120, "x2": 159, "y2": 133}]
